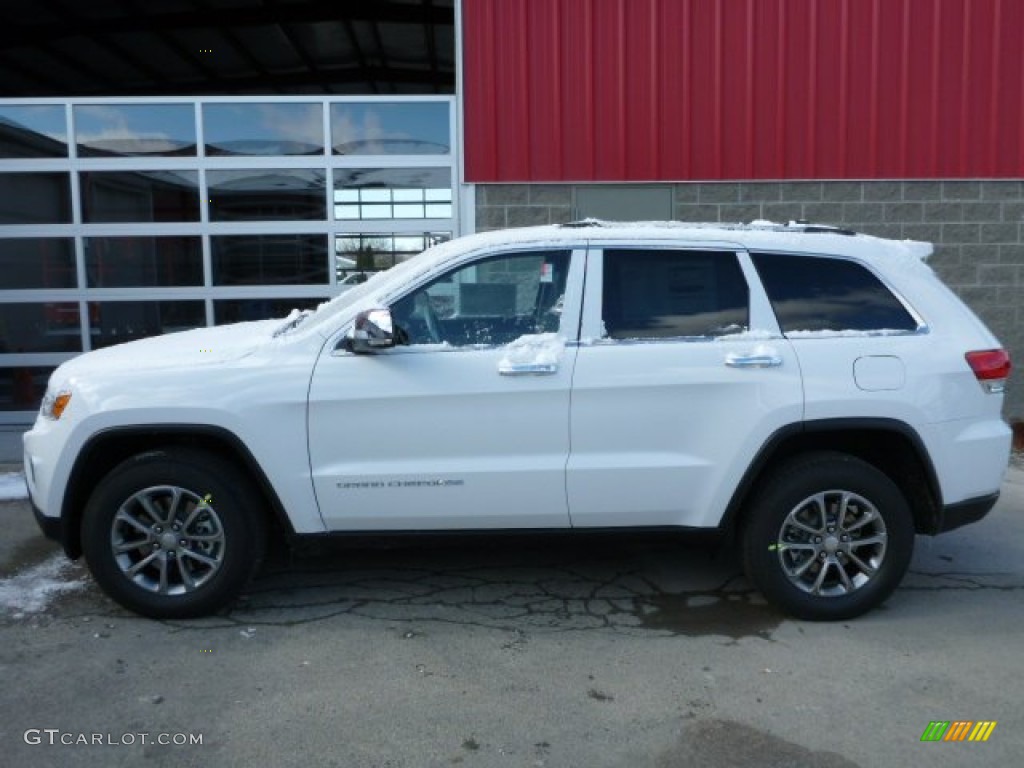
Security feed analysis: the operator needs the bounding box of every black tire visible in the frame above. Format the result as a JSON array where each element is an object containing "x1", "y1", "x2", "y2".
[
  {"x1": 81, "y1": 448, "x2": 267, "y2": 619},
  {"x1": 741, "y1": 451, "x2": 914, "y2": 621}
]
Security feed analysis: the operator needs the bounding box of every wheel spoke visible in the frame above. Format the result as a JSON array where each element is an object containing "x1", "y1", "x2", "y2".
[
  {"x1": 812, "y1": 493, "x2": 829, "y2": 531},
  {"x1": 782, "y1": 541, "x2": 817, "y2": 551},
  {"x1": 844, "y1": 510, "x2": 877, "y2": 533},
  {"x1": 837, "y1": 493, "x2": 854, "y2": 528},
  {"x1": 787, "y1": 520, "x2": 821, "y2": 537},
  {"x1": 793, "y1": 555, "x2": 818, "y2": 578},
  {"x1": 847, "y1": 551, "x2": 876, "y2": 576},
  {"x1": 178, "y1": 560, "x2": 197, "y2": 592},
  {"x1": 157, "y1": 554, "x2": 169, "y2": 594},
  {"x1": 185, "y1": 531, "x2": 224, "y2": 543},
  {"x1": 114, "y1": 509, "x2": 151, "y2": 536},
  {"x1": 810, "y1": 559, "x2": 831, "y2": 594},
  {"x1": 125, "y1": 550, "x2": 160, "y2": 577},
  {"x1": 167, "y1": 488, "x2": 184, "y2": 523},
  {"x1": 180, "y1": 548, "x2": 219, "y2": 569},
  {"x1": 849, "y1": 534, "x2": 886, "y2": 548},
  {"x1": 836, "y1": 561, "x2": 853, "y2": 591},
  {"x1": 137, "y1": 495, "x2": 164, "y2": 526},
  {"x1": 182, "y1": 501, "x2": 207, "y2": 530},
  {"x1": 114, "y1": 538, "x2": 149, "y2": 554}
]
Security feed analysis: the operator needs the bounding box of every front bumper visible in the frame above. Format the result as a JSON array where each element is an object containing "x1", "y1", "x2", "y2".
[{"x1": 32, "y1": 496, "x2": 66, "y2": 547}]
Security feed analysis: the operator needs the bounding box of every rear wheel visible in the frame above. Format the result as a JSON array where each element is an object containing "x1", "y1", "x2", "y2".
[
  {"x1": 742, "y1": 452, "x2": 914, "y2": 621},
  {"x1": 81, "y1": 449, "x2": 266, "y2": 619}
]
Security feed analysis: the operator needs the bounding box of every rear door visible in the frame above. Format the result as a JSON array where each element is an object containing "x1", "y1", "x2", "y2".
[{"x1": 567, "y1": 244, "x2": 804, "y2": 528}]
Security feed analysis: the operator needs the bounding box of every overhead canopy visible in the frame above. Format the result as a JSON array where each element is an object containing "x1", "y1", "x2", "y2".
[{"x1": 0, "y1": 0, "x2": 455, "y2": 97}]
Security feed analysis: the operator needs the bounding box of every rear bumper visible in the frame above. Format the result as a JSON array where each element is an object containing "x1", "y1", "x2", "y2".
[{"x1": 935, "y1": 492, "x2": 1000, "y2": 533}]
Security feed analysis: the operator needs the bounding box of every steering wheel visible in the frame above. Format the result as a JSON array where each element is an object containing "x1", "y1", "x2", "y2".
[{"x1": 415, "y1": 293, "x2": 442, "y2": 344}]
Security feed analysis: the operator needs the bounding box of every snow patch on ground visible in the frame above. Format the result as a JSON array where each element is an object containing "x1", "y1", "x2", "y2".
[
  {"x1": 0, "y1": 553, "x2": 87, "y2": 617},
  {"x1": 0, "y1": 472, "x2": 27, "y2": 501}
]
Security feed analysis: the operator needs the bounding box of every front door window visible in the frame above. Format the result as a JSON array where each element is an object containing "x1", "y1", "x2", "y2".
[{"x1": 390, "y1": 250, "x2": 571, "y2": 347}]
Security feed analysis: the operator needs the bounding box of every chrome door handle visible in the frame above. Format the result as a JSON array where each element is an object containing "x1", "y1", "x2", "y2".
[
  {"x1": 498, "y1": 363, "x2": 559, "y2": 376},
  {"x1": 725, "y1": 352, "x2": 783, "y2": 369}
]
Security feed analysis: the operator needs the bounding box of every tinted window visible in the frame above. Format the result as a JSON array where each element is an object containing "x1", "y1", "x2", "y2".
[
  {"x1": 391, "y1": 250, "x2": 571, "y2": 347},
  {"x1": 0, "y1": 238, "x2": 75, "y2": 289},
  {"x1": 334, "y1": 168, "x2": 452, "y2": 220},
  {"x1": 85, "y1": 237, "x2": 203, "y2": 287},
  {"x1": 80, "y1": 171, "x2": 199, "y2": 223},
  {"x1": 207, "y1": 169, "x2": 325, "y2": 221},
  {"x1": 212, "y1": 234, "x2": 328, "y2": 286},
  {"x1": 0, "y1": 105, "x2": 67, "y2": 158},
  {"x1": 751, "y1": 253, "x2": 918, "y2": 333},
  {"x1": 335, "y1": 232, "x2": 450, "y2": 273},
  {"x1": 331, "y1": 102, "x2": 450, "y2": 155},
  {"x1": 204, "y1": 103, "x2": 323, "y2": 156},
  {"x1": 89, "y1": 301, "x2": 206, "y2": 349},
  {"x1": 0, "y1": 366, "x2": 56, "y2": 412},
  {"x1": 0, "y1": 173, "x2": 71, "y2": 224},
  {"x1": 0, "y1": 303, "x2": 81, "y2": 352},
  {"x1": 214, "y1": 297, "x2": 324, "y2": 325},
  {"x1": 75, "y1": 104, "x2": 196, "y2": 157},
  {"x1": 602, "y1": 250, "x2": 748, "y2": 339}
]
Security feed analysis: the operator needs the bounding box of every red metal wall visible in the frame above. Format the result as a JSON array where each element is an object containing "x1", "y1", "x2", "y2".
[{"x1": 462, "y1": 0, "x2": 1024, "y2": 182}]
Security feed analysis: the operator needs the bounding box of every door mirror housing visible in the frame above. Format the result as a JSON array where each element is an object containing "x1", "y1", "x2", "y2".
[{"x1": 343, "y1": 308, "x2": 396, "y2": 354}]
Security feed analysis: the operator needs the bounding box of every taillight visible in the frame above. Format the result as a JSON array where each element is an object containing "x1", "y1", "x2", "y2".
[{"x1": 965, "y1": 349, "x2": 1011, "y2": 393}]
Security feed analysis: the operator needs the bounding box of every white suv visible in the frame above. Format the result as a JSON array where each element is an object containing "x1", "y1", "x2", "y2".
[{"x1": 24, "y1": 221, "x2": 1012, "y2": 621}]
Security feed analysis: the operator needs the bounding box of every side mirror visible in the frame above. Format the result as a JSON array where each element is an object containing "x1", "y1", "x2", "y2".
[{"x1": 342, "y1": 308, "x2": 396, "y2": 354}]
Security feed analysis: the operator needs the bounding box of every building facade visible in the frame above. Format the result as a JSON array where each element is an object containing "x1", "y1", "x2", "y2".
[
  {"x1": 462, "y1": 0, "x2": 1024, "y2": 422},
  {"x1": 1, "y1": 0, "x2": 1022, "y2": 432}
]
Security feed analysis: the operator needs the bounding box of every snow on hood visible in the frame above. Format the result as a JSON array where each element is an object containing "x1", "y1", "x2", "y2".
[{"x1": 53, "y1": 318, "x2": 282, "y2": 381}]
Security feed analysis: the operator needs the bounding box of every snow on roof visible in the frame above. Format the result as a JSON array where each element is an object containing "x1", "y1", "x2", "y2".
[{"x1": 414, "y1": 220, "x2": 928, "y2": 273}]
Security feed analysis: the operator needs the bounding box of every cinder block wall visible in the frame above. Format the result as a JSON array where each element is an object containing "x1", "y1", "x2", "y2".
[{"x1": 476, "y1": 181, "x2": 1024, "y2": 421}]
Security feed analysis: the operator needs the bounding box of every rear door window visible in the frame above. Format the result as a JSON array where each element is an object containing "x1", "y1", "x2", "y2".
[
  {"x1": 602, "y1": 249, "x2": 748, "y2": 339},
  {"x1": 750, "y1": 252, "x2": 919, "y2": 334}
]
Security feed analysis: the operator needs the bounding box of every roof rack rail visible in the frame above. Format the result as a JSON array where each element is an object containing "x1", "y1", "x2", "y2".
[
  {"x1": 785, "y1": 220, "x2": 858, "y2": 236},
  {"x1": 560, "y1": 219, "x2": 604, "y2": 228}
]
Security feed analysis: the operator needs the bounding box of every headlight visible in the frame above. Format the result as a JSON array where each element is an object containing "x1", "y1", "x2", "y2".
[{"x1": 41, "y1": 389, "x2": 72, "y2": 420}]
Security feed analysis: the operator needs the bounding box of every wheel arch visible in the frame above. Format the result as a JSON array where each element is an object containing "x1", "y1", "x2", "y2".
[
  {"x1": 61, "y1": 424, "x2": 294, "y2": 559},
  {"x1": 722, "y1": 418, "x2": 943, "y2": 537}
]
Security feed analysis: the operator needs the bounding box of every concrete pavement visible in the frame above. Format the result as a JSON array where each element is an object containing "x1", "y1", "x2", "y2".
[{"x1": 1, "y1": 464, "x2": 1021, "y2": 767}]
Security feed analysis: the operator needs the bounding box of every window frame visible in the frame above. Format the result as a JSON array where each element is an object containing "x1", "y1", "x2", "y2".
[
  {"x1": 583, "y1": 245, "x2": 761, "y2": 344},
  {"x1": 749, "y1": 250, "x2": 927, "y2": 337},
  {"x1": 370, "y1": 246, "x2": 586, "y2": 353}
]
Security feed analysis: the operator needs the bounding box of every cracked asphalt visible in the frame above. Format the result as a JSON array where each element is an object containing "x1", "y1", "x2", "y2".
[{"x1": 1, "y1": 465, "x2": 1022, "y2": 768}]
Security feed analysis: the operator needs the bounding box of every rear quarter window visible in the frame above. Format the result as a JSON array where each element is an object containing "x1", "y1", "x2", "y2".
[{"x1": 750, "y1": 252, "x2": 919, "y2": 334}]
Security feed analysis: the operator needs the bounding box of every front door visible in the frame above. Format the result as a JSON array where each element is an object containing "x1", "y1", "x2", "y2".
[{"x1": 308, "y1": 248, "x2": 583, "y2": 530}]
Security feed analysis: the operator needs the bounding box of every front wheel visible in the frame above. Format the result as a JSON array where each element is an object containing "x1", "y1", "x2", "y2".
[
  {"x1": 741, "y1": 452, "x2": 914, "y2": 621},
  {"x1": 81, "y1": 449, "x2": 267, "y2": 619}
]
